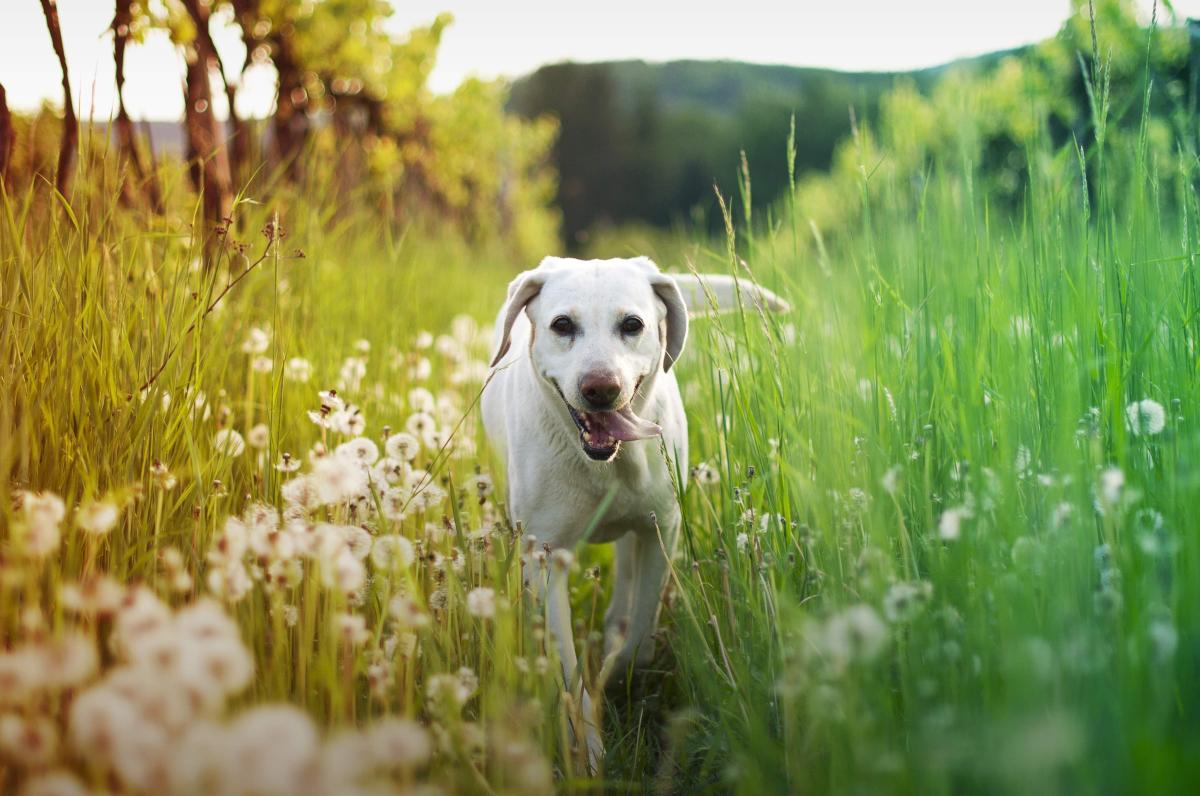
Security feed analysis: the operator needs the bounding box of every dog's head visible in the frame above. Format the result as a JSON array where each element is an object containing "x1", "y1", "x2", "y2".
[{"x1": 491, "y1": 256, "x2": 687, "y2": 462}]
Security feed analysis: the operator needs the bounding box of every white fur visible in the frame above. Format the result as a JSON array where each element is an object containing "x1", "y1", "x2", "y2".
[{"x1": 481, "y1": 255, "x2": 788, "y2": 768}]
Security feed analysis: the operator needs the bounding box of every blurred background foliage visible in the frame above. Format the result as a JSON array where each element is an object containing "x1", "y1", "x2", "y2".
[
  {"x1": 510, "y1": 0, "x2": 1195, "y2": 252},
  {"x1": 7, "y1": 0, "x2": 1198, "y2": 263}
]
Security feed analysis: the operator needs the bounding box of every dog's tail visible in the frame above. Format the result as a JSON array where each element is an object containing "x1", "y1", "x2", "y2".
[{"x1": 669, "y1": 273, "x2": 791, "y2": 317}]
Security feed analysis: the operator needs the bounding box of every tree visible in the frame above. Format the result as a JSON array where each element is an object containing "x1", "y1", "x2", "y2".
[
  {"x1": 38, "y1": 0, "x2": 77, "y2": 200},
  {"x1": 229, "y1": 0, "x2": 310, "y2": 180},
  {"x1": 111, "y1": 0, "x2": 162, "y2": 211},
  {"x1": 0, "y1": 84, "x2": 12, "y2": 183},
  {"x1": 177, "y1": 2, "x2": 233, "y2": 247},
  {"x1": 180, "y1": 0, "x2": 249, "y2": 184}
]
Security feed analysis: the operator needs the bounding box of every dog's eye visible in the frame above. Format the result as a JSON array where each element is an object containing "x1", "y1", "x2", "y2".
[
  {"x1": 550, "y1": 316, "x2": 575, "y2": 336},
  {"x1": 620, "y1": 316, "x2": 644, "y2": 335}
]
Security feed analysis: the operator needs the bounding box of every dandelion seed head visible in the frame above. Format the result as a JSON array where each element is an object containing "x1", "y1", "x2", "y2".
[
  {"x1": 76, "y1": 500, "x2": 120, "y2": 536},
  {"x1": 1125, "y1": 399, "x2": 1166, "y2": 436},
  {"x1": 284, "y1": 357, "x2": 312, "y2": 383},
  {"x1": 241, "y1": 327, "x2": 270, "y2": 354},
  {"x1": 385, "y1": 432, "x2": 421, "y2": 462},
  {"x1": 466, "y1": 587, "x2": 497, "y2": 619},
  {"x1": 213, "y1": 429, "x2": 246, "y2": 457},
  {"x1": 246, "y1": 423, "x2": 270, "y2": 450}
]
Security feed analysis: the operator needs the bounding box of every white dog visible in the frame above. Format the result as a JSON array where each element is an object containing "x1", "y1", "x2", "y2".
[{"x1": 481, "y1": 255, "x2": 788, "y2": 766}]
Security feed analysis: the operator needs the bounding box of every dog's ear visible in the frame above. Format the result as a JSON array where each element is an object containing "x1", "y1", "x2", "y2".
[
  {"x1": 649, "y1": 273, "x2": 688, "y2": 372},
  {"x1": 490, "y1": 270, "x2": 546, "y2": 367}
]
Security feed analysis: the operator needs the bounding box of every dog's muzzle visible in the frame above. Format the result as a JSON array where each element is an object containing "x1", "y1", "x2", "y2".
[{"x1": 555, "y1": 386, "x2": 663, "y2": 462}]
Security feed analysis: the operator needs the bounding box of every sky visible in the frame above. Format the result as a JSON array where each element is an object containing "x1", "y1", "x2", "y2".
[{"x1": 0, "y1": 0, "x2": 1189, "y2": 121}]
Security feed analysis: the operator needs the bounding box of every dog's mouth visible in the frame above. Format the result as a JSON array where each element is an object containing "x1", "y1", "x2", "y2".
[{"x1": 554, "y1": 386, "x2": 662, "y2": 462}]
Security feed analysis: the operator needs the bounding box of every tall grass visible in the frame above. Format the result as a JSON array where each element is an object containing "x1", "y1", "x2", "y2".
[{"x1": 3, "y1": 33, "x2": 1199, "y2": 796}]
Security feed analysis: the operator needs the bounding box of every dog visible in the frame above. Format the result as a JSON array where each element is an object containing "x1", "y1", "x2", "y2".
[{"x1": 481, "y1": 256, "x2": 789, "y2": 767}]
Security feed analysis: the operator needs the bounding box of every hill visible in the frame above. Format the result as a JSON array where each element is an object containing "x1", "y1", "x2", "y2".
[{"x1": 508, "y1": 52, "x2": 1022, "y2": 246}]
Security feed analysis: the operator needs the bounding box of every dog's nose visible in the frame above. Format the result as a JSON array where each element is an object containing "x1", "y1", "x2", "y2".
[{"x1": 579, "y1": 372, "x2": 621, "y2": 410}]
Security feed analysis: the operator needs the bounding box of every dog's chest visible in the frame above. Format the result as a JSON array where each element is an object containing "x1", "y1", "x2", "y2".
[{"x1": 512, "y1": 443, "x2": 676, "y2": 546}]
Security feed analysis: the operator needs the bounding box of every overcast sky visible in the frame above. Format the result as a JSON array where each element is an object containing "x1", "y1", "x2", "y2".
[{"x1": 0, "y1": 0, "x2": 1186, "y2": 121}]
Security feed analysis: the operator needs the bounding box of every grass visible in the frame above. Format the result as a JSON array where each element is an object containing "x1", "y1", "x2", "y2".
[{"x1": 3, "y1": 50, "x2": 1200, "y2": 796}]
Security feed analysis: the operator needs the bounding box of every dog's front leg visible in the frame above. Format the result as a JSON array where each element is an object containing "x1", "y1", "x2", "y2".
[
  {"x1": 618, "y1": 513, "x2": 679, "y2": 670},
  {"x1": 603, "y1": 532, "x2": 636, "y2": 657},
  {"x1": 542, "y1": 561, "x2": 604, "y2": 771}
]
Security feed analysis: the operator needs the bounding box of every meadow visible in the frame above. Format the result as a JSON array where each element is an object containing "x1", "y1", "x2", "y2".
[{"x1": 3, "y1": 11, "x2": 1200, "y2": 796}]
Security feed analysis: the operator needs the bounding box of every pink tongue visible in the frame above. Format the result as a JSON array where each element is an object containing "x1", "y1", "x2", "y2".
[{"x1": 584, "y1": 406, "x2": 662, "y2": 442}]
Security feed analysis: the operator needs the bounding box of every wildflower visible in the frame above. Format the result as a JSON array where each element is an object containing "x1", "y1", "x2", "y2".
[
  {"x1": 246, "y1": 423, "x2": 270, "y2": 450},
  {"x1": 881, "y1": 465, "x2": 900, "y2": 495},
  {"x1": 1051, "y1": 501, "x2": 1074, "y2": 530},
  {"x1": 0, "y1": 713, "x2": 59, "y2": 768},
  {"x1": 336, "y1": 612, "x2": 370, "y2": 645},
  {"x1": 422, "y1": 426, "x2": 452, "y2": 452},
  {"x1": 39, "y1": 633, "x2": 99, "y2": 691},
  {"x1": 76, "y1": 499, "x2": 120, "y2": 536},
  {"x1": 330, "y1": 406, "x2": 366, "y2": 437},
  {"x1": 274, "y1": 452, "x2": 301, "y2": 473},
  {"x1": 338, "y1": 356, "x2": 368, "y2": 392},
  {"x1": 279, "y1": 604, "x2": 300, "y2": 627},
  {"x1": 1097, "y1": 466, "x2": 1125, "y2": 509},
  {"x1": 369, "y1": 717, "x2": 433, "y2": 770},
  {"x1": 466, "y1": 587, "x2": 497, "y2": 619},
  {"x1": 0, "y1": 648, "x2": 46, "y2": 708},
  {"x1": 938, "y1": 506, "x2": 970, "y2": 540},
  {"x1": 20, "y1": 491, "x2": 65, "y2": 558},
  {"x1": 371, "y1": 535, "x2": 415, "y2": 570},
  {"x1": 280, "y1": 474, "x2": 321, "y2": 510},
  {"x1": 1094, "y1": 586, "x2": 1123, "y2": 616},
  {"x1": 326, "y1": 549, "x2": 366, "y2": 593},
  {"x1": 1014, "y1": 445, "x2": 1033, "y2": 478},
  {"x1": 408, "y1": 387, "x2": 437, "y2": 414},
  {"x1": 409, "y1": 357, "x2": 432, "y2": 380},
  {"x1": 691, "y1": 462, "x2": 720, "y2": 485},
  {"x1": 354, "y1": 338, "x2": 371, "y2": 354},
  {"x1": 241, "y1": 326, "x2": 270, "y2": 354},
  {"x1": 883, "y1": 581, "x2": 932, "y2": 623},
  {"x1": 318, "y1": 389, "x2": 345, "y2": 413},
  {"x1": 68, "y1": 686, "x2": 140, "y2": 763},
  {"x1": 59, "y1": 575, "x2": 124, "y2": 616},
  {"x1": 457, "y1": 666, "x2": 479, "y2": 697},
  {"x1": 385, "y1": 432, "x2": 421, "y2": 462},
  {"x1": 405, "y1": 411, "x2": 437, "y2": 437},
  {"x1": 189, "y1": 389, "x2": 212, "y2": 421},
  {"x1": 18, "y1": 771, "x2": 90, "y2": 796},
  {"x1": 409, "y1": 481, "x2": 447, "y2": 513},
  {"x1": 226, "y1": 706, "x2": 319, "y2": 796},
  {"x1": 1148, "y1": 616, "x2": 1178, "y2": 663},
  {"x1": 388, "y1": 594, "x2": 430, "y2": 629},
  {"x1": 213, "y1": 428, "x2": 245, "y2": 457},
  {"x1": 312, "y1": 455, "x2": 369, "y2": 506},
  {"x1": 469, "y1": 472, "x2": 494, "y2": 499},
  {"x1": 380, "y1": 486, "x2": 412, "y2": 522},
  {"x1": 415, "y1": 331, "x2": 434, "y2": 349},
  {"x1": 1125, "y1": 399, "x2": 1166, "y2": 437},
  {"x1": 284, "y1": 357, "x2": 312, "y2": 382},
  {"x1": 823, "y1": 604, "x2": 888, "y2": 671},
  {"x1": 206, "y1": 559, "x2": 252, "y2": 602},
  {"x1": 251, "y1": 356, "x2": 273, "y2": 373},
  {"x1": 336, "y1": 437, "x2": 379, "y2": 467},
  {"x1": 425, "y1": 673, "x2": 471, "y2": 713},
  {"x1": 735, "y1": 532, "x2": 750, "y2": 552},
  {"x1": 150, "y1": 460, "x2": 177, "y2": 490},
  {"x1": 1134, "y1": 509, "x2": 1178, "y2": 557}
]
